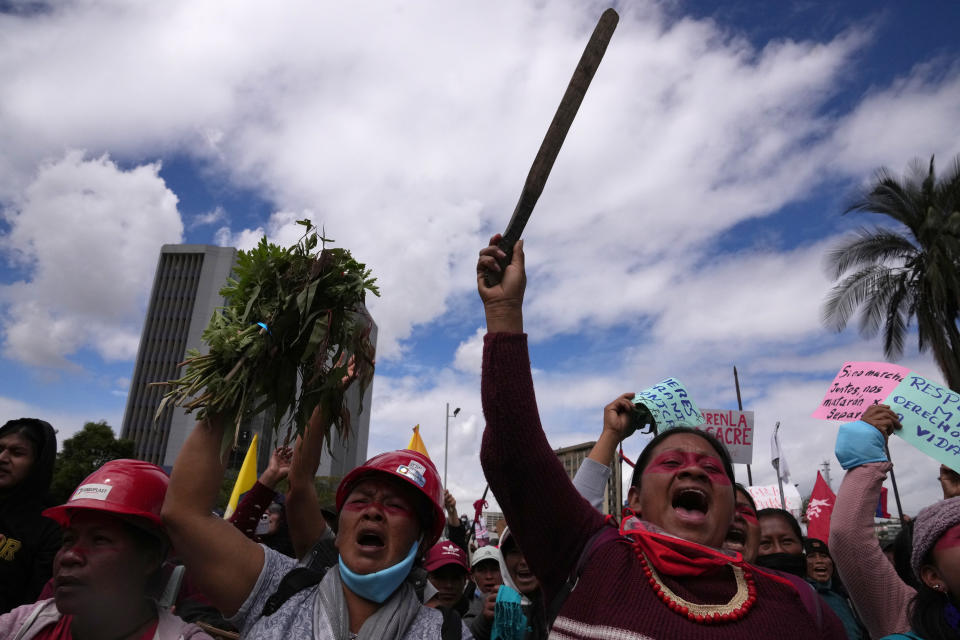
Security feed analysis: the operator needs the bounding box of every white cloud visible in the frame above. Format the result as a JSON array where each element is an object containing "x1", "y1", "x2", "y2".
[
  {"x1": 0, "y1": 395, "x2": 122, "y2": 449},
  {"x1": 189, "y1": 205, "x2": 227, "y2": 229},
  {"x1": 0, "y1": 151, "x2": 183, "y2": 367},
  {"x1": 453, "y1": 328, "x2": 484, "y2": 375},
  {"x1": 0, "y1": 1, "x2": 958, "y2": 518}
]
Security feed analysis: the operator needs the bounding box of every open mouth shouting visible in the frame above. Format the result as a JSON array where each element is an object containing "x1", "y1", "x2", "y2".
[
  {"x1": 671, "y1": 485, "x2": 710, "y2": 525},
  {"x1": 633, "y1": 435, "x2": 736, "y2": 548},
  {"x1": 356, "y1": 527, "x2": 386, "y2": 554},
  {"x1": 724, "y1": 524, "x2": 747, "y2": 552}
]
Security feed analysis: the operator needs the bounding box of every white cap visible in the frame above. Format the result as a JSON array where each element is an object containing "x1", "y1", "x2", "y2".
[{"x1": 471, "y1": 544, "x2": 502, "y2": 568}]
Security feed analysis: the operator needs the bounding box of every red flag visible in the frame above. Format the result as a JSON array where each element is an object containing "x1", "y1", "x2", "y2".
[
  {"x1": 805, "y1": 471, "x2": 836, "y2": 542},
  {"x1": 876, "y1": 486, "x2": 892, "y2": 519}
]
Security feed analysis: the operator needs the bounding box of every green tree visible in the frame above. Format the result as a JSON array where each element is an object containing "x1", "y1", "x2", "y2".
[
  {"x1": 823, "y1": 155, "x2": 960, "y2": 391},
  {"x1": 49, "y1": 421, "x2": 135, "y2": 504}
]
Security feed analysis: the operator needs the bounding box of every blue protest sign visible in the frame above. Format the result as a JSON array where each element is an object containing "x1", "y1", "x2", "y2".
[
  {"x1": 634, "y1": 377, "x2": 705, "y2": 431},
  {"x1": 887, "y1": 373, "x2": 960, "y2": 472}
]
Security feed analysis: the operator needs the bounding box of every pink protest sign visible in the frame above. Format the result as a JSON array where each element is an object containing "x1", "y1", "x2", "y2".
[{"x1": 813, "y1": 361, "x2": 911, "y2": 421}]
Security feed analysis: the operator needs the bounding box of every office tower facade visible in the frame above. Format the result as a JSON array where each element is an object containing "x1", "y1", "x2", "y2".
[
  {"x1": 121, "y1": 244, "x2": 375, "y2": 476},
  {"x1": 554, "y1": 441, "x2": 624, "y2": 516},
  {"x1": 121, "y1": 245, "x2": 237, "y2": 466}
]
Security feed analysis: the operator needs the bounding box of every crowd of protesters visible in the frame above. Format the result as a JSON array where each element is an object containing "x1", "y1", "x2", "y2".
[{"x1": 2, "y1": 237, "x2": 960, "y2": 639}]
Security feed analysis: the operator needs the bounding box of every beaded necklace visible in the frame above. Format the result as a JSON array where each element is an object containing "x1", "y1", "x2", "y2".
[{"x1": 636, "y1": 550, "x2": 757, "y2": 624}]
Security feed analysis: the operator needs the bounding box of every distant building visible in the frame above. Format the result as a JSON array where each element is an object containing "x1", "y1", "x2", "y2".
[
  {"x1": 555, "y1": 441, "x2": 623, "y2": 517},
  {"x1": 121, "y1": 243, "x2": 374, "y2": 477},
  {"x1": 483, "y1": 511, "x2": 505, "y2": 536}
]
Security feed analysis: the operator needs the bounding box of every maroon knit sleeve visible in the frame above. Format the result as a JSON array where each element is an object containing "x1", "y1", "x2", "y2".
[
  {"x1": 479, "y1": 332, "x2": 606, "y2": 602},
  {"x1": 228, "y1": 480, "x2": 276, "y2": 541}
]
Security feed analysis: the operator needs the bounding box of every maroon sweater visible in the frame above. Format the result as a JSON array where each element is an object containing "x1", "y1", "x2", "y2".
[{"x1": 479, "y1": 333, "x2": 846, "y2": 639}]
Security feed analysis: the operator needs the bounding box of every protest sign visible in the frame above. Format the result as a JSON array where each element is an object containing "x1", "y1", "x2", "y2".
[
  {"x1": 887, "y1": 373, "x2": 960, "y2": 473},
  {"x1": 813, "y1": 361, "x2": 911, "y2": 421},
  {"x1": 634, "y1": 378, "x2": 704, "y2": 431},
  {"x1": 699, "y1": 409, "x2": 754, "y2": 465},
  {"x1": 747, "y1": 483, "x2": 803, "y2": 518}
]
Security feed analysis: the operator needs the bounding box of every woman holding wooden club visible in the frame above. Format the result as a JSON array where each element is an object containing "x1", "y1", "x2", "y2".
[{"x1": 476, "y1": 234, "x2": 846, "y2": 638}]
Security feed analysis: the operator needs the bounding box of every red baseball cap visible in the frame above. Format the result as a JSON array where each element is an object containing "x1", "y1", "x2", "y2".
[{"x1": 424, "y1": 540, "x2": 468, "y2": 572}]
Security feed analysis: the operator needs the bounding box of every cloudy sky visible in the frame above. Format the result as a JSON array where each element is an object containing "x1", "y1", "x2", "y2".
[{"x1": 1, "y1": 0, "x2": 959, "y2": 517}]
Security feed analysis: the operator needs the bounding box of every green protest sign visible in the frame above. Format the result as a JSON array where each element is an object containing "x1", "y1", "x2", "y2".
[
  {"x1": 634, "y1": 378, "x2": 705, "y2": 432},
  {"x1": 887, "y1": 373, "x2": 960, "y2": 472}
]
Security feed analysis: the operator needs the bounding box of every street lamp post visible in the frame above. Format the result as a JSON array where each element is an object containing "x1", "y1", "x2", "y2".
[{"x1": 445, "y1": 403, "x2": 461, "y2": 488}]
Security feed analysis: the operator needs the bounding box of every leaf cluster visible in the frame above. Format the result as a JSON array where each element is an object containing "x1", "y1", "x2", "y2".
[
  {"x1": 155, "y1": 220, "x2": 379, "y2": 449},
  {"x1": 823, "y1": 155, "x2": 960, "y2": 390}
]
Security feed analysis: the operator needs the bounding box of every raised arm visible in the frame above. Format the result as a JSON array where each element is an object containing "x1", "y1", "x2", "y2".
[
  {"x1": 228, "y1": 446, "x2": 291, "y2": 540},
  {"x1": 286, "y1": 358, "x2": 359, "y2": 559},
  {"x1": 161, "y1": 416, "x2": 264, "y2": 616},
  {"x1": 573, "y1": 393, "x2": 635, "y2": 511},
  {"x1": 286, "y1": 407, "x2": 332, "y2": 559},
  {"x1": 830, "y1": 404, "x2": 913, "y2": 638},
  {"x1": 476, "y1": 235, "x2": 606, "y2": 602}
]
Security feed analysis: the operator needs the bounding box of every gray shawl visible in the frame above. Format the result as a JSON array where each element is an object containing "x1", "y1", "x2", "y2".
[{"x1": 316, "y1": 566, "x2": 423, "y2": 639}]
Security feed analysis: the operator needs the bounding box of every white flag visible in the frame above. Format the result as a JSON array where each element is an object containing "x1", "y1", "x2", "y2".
[{"x1": 770, "y1": 422, "x2": 790, "y2": 482}]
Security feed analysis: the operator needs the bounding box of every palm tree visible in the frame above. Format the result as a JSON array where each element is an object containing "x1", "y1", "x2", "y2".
[{"x1": 823, "y1": 155, "x2": 960, "y2": 391}]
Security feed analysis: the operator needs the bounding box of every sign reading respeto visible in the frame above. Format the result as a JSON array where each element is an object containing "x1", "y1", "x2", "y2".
[{"x1": 815, "y1": 362, "x2": 960, "y2": 472}]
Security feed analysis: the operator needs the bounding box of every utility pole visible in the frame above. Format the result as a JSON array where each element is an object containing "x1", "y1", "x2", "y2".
[
  {"x1": 444, "y1": 403, "x2": 460, "y2": 488},
  {"x1": 820, "y1": 460, "x2": 832, "y2": 489},
  {"x1": 734, "y1": 366, "x2": 753, "y2": 485}
]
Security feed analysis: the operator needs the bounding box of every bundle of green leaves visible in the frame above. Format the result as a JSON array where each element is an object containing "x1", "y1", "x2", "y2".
[{"x1": 156, "y1": 219, "x2": 378, "y2": 449}]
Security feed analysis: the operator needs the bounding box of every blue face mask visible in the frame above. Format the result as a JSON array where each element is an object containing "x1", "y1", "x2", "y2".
[{"x1": 339, "y1": 540, "x2": 419, "y2": 603}]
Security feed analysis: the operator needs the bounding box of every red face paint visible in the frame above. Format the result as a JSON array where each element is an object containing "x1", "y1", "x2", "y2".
[
  {"x1": 643, "y1": 450, "x2": 731, "y2": 485},
  {"x1": 934, "y1": 523, "x2": 960, "y2": 554},
  {"x1": 342, "y1": 494, "x2": 416, "y2": 517},
  {"x1": 736, "y1": 503, "x2": 758, "y2": 525}
]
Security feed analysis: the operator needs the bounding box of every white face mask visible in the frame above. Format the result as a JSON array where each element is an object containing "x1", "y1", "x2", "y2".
[{"x1": 255, "y1": 513, "x2": 271, "y2": 536}]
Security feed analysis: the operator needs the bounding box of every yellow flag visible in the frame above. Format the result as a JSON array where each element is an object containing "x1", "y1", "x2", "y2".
[
  {"x1": 407, "y1": 425, "x2": 430, "y2": 458},
  {"x1": 223, "y1": 433, "x2": 259, "y2": 519}
]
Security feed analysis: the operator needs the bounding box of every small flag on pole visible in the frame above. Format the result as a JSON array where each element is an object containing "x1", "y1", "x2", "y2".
[
  {"x1": 407, "y1": 425, "x2": 431, "y2": 458},
  {"x1": 806, "y1": 471, "x2": 836, "y2": 542},
  {"x1": 770, "y1": 423, "x2": 790, "y2": 483},
  {"x1": 224, "y1": 433, "x2": 259, "y2": 519}
]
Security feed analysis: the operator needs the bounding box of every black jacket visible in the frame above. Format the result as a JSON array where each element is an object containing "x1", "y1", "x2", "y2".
[{"x1": 0, "y1": 419, "x2": 61, "y2": 613}]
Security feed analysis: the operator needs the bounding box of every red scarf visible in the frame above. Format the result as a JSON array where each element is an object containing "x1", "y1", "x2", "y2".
[{"x1": 620, "y1": 511, "x2": 744, "y2": 577}]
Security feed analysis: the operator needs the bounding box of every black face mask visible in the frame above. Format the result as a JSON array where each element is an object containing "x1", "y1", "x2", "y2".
[{"x1": 756, "y1": 552, "x2": 806, "y2": 577}]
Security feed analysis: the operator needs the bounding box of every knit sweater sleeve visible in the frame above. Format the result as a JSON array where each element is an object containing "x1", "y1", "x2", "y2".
[
  {"x1": 479, "y1": 333, "x2": 605, "y2": 602},
  {"x1": 829, "y1": 461, "x2": 913, "y2": 638}
]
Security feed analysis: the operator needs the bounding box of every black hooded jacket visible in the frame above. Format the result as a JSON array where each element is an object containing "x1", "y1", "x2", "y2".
[{"x1": 0, "y1": 418, "x2": 61, "y2": 613}]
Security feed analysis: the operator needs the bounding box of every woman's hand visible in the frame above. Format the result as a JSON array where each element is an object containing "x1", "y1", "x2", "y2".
[
  {"x1": 260, "y1": 446, "x2": 293, "y2": 488},
  {"x1": 477, "y1": 234, "x2": 525, "y2": 334},
  {"x1": 861, "y1": 404, "x2": 902, "y2": 442},
  {"x1": 603, "y1": 393, "x2": 638, "y2": 441}
]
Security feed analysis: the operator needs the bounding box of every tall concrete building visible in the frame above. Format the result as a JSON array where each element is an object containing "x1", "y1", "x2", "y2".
[
  {"x1": 121, "y1": 244, "x2": 374, "y2": 476},
  {"x1": 555, "y1": 441, "x2": 624, "y2": 517}
]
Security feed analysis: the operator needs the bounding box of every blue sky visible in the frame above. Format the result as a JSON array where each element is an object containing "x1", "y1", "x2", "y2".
[{"x1": 1, "y1": 0, "x2": 959, "y2": 515}]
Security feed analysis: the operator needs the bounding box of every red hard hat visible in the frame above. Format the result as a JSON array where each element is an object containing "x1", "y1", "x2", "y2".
[
  {"x1": 336, "y1": 449, "x2": 445, "y2": 546},
  {"x1": 43, "y1": 459, "x2": 169, "y2": 530}
]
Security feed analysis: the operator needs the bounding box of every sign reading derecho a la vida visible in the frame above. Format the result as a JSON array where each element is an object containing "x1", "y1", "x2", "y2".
[
  {"x1": 698, "y1": 409, "x2": 754, "y2": 465},
  {"x1": 634, "y1": 378, "x2": 705, "y2": 431},
  {"x1": 886, "y1": 373, "x2": 960, "y2": 473}
]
